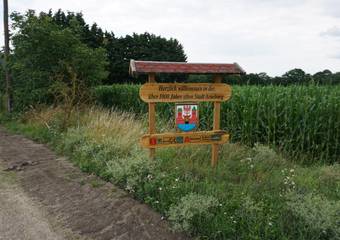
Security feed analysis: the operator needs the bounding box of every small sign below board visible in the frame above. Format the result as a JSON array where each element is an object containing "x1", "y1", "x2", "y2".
[
  {"x1": 139, "y1": 83, "x2": 231, "y2": 103},
  {"x1": 176, "y1": 104, "x2": 199, "y2": 132},
  {"x1": 141, "y1": 131, "x2": 229, "y2": 148}
]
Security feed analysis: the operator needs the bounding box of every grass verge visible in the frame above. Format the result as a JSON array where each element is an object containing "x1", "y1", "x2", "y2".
[{"x1": 1, "y1": 107, "x2": 339, "y2": 240}]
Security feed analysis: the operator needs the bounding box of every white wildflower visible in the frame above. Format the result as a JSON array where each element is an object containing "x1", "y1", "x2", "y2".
[{"x1": 147, "y1": 174, "x2": 153, "y2": 180}]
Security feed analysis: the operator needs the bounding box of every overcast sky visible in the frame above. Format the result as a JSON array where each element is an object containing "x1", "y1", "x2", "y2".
[{"x1": 1, "y1": 0, "x2": 340, "y2": 76}]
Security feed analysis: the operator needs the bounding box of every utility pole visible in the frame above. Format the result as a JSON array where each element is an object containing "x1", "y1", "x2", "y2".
[{"x1": 3, "y1": 0, "x2": 12, "y2": 112}]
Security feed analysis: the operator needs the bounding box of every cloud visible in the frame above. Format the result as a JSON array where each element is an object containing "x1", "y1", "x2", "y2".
[
  {"x1": 321, "y1": 26, "x2": 340, "y2": 37},
  {"x1": 332, "y1": 53, "x2": 340, "y2": 59},
  {"x1": 322, "y1": 0, "x2": 340, "y2": 18}
]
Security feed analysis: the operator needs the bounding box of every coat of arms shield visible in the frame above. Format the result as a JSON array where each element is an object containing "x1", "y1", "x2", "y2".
[{"x1": 175, "y1": 104, "x2": 199, "y2": 132}]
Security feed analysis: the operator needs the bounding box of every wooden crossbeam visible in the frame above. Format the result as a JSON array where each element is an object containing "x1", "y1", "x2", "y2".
[{"x1": 141, "y1": 130, "x2": 229, "y2": 148}]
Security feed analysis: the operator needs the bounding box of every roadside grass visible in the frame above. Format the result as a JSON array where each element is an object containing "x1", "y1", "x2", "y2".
[{"x1": 1, "y1": 107, "x2": 339, "y2": 240}]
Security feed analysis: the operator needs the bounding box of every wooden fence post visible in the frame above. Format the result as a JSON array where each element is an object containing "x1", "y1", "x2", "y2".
[
  {"x1": 211, "y1": 75, "x2": 222, "y2": 167},
  {"x1": 148, "y1": 73, "x2": 156, "y2": 159}
]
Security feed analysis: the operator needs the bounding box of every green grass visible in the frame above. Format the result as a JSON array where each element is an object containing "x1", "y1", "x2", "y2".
[
  {"x1": 95, "y1": 84, "x2": 340, "y2": 164},
  {"x1": 1, "y1": 107, "x2": 339, "y2": 240}
]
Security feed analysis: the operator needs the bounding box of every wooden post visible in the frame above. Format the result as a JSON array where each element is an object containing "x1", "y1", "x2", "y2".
[
  {"x1": 148, "y1": 73, "x2": 156, "y2": 159},
  {"x1": 3, "y1": 0, "x2": 12, "y2": 112},
  {"x1": 211, "y1": 75, "x2": 222, "y2": 167}
]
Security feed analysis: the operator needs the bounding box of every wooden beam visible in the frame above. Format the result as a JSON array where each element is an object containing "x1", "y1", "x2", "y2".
[
  {"x1": 148, "y1": 73, "x2": 156, "y2": 159},
  {"x1": 211, "y1": 75, "x2": 223, "y2": 167}
]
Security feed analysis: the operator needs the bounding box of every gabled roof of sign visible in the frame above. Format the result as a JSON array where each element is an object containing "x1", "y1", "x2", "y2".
[{"x1": 129, "y1": 60, "x2": 245, "y2": 76}]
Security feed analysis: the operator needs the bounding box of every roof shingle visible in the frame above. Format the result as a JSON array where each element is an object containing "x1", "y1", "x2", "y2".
[{"x1": 129, "y1": 60, "x2": 245, "y2": 76}]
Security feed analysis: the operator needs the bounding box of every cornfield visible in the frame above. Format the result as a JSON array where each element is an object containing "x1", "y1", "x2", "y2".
[{"x1": 95, "y1": 84, "x2": 340, "y2": 164}]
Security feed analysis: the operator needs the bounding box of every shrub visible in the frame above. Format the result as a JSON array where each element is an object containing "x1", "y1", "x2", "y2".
[
  {"x1": 167, "y1": 193, "x2": 219, "y2": 233},
  {"x1": 10, "y1": 11, "x2": 108, "y2": 111},
  {"x1": 286, "y1": 192, "x2": 340, "y2": 239}
]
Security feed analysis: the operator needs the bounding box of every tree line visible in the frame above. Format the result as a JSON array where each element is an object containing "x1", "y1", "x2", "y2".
[
  {"x1": 0, "y1": 9, "x2": 187, "y2": 110},
  {"x1": 44, "y1": 9, "x2": 187, "y2": 84},
  {"x1": 48, "y1": 10, "x2": 340, "y2": 85},
  {"x1": 225, "y1": 69, "x2": 340, "y2": 85}
]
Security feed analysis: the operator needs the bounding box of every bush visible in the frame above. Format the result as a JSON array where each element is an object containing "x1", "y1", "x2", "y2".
[
  {"x1": 286, "y1": 192, "x2": 340, "y2": 239},
  {"x1": 167, "y1": 193, "x2": 219, "y2": 233},
  {"x1": 9, "y1": 11, "x2": 108, "y2": 111}
]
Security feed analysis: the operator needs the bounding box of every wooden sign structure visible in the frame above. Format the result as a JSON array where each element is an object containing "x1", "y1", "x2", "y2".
[{"x1": 130, "y1": 60, "x2": 245, "y2": 166}]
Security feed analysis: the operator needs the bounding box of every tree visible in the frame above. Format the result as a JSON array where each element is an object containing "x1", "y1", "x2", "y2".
[
  {"x1": 10, "y1": 10, "x2": 108, "y2": 110},
  {"x1": 104, "y1": 32, "x2": 187, "y2": 84},
  {"x1": 241, "y1": 72, "x2": 271, "y2": 85},
  {"x1": 44, "y1": 10, "x2": 187, "y2": 84},
  {"x1": 313, "y1": 70, "x2": 333, "y2": 84},
  {"x1": 332, "y1": 72, "x2": 340, "y2": 85},
  {"x1": 282, "y1": 68, "x2": 311, "y2": 85}
]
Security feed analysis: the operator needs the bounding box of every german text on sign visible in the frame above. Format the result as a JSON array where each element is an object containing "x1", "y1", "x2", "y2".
[{"x1": 139, "y1": 83, "x2": 231, "y2": 103}]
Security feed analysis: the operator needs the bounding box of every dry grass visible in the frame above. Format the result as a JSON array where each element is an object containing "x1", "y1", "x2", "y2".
[
  {"x1": 79, "y1": 107, "x2": 144, "y2": 147},
  {"x1": 21, "y1": 106, "x2": 65, "y2": 128}
]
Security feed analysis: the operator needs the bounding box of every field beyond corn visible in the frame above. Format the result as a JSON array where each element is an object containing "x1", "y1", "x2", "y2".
[
  {"x1": 95, "y1": 84, "x2": 340, "y2": 164},
  {"x1": 1, "y1": 106, "x2": 339, "y2": 240}
]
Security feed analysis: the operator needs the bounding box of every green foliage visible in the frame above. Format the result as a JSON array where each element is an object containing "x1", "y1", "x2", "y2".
[
  {"x1": 3, "y1": 107, "x2": 339, "y2": 240},
  {"x1": 231, "y1": 69, "x2": 340, "y2": 85},
  {"x1": 105, "y1": 32, "x2": 187, "y2": 83},
  {"x1": 35, "y1": 10, "x2": 187, "y2": 84},
  {"x1": 281, "y1": 69, "x2": 312, "y2": 85},
  {"x1": 190, "y1": 70, "x2": 340, "y2": 85},
  {"x1": 168, "y1": 193, "x2": 219, "y2": 232},
  {"x1": 94, "y1": 84, "x2": 340, "y2": 164},
  {"x1": 9, "y1": 10, "x2": 108, "y2": 111},
  {"x1": 286, "y1": 193, "x2": 340, "y2": 239},
  {"x1": 0, "y1": 61, "x2": 5, "y2": 112}
]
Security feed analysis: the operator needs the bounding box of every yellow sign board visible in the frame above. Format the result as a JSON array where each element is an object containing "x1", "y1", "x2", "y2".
[{"x1": 139, "y1": 83, "x2": 231, "y2": 103}]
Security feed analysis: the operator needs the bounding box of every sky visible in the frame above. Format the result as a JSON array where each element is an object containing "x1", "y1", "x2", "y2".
[{"x1": 1, "y1": 0, "x2": 340, "y2": 76}]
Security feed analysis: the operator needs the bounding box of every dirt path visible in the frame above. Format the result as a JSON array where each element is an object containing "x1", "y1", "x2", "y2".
[
  {"x1": 0, "y1": 127, "x2": 188, "y2": 240},
  {"x1": 0, "y1": 169, "x2": 68, "y2": 240}
]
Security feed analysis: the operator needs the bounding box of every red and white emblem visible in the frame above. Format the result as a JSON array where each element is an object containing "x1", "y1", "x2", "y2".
[{"x1": 175, "y1": 104, "x2": 199, "y2": 132}]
